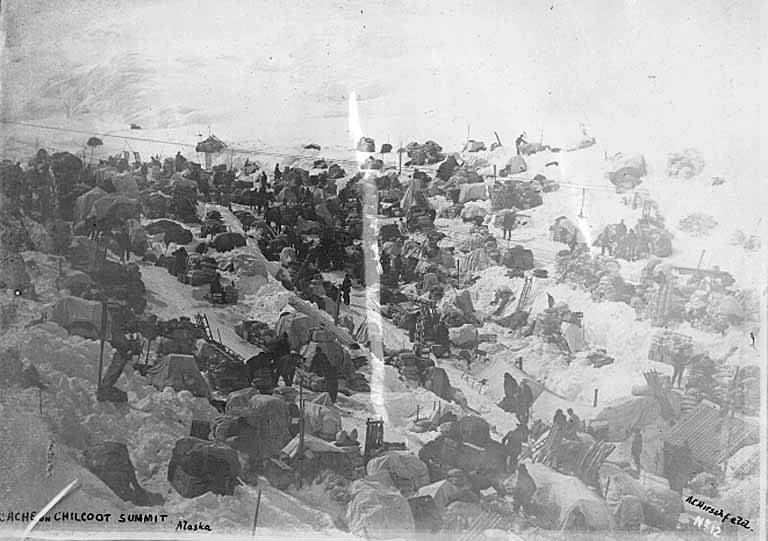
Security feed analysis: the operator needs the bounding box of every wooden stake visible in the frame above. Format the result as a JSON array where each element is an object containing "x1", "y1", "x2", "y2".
[
  {"x1": 38, "y1": 388, "x2": 43, "y2": 415},
  {"x1": 398, "y1": 139, "x2": 403, "y2": 174},
  {"x1": 593, "y1": 388, "x2": 598, "y2": 407},
  {"x1": 97, "y1": 302, "x2": 108, "y2": 388},
  {"x1": 466, "y1": 125, "x2": 470, "y2": 144},
  {"x1": 494, "y1": 131, "x2": 502, "y2": 147},
  {"x1": 297, "y1": 383, "x2": 305, "y2": 489},
  {"x1": 251, "y1": 489, "x2": 262, "y2": 536},
  {"x1": 696, "y1": 249, "x2": 706, "y2": 270},
  {"x1": 578, "y1": 188, "x2": 586, "y2": 218}
]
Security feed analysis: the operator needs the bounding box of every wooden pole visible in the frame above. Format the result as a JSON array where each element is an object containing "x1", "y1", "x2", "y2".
[
  {"x1": 593, "y1": 388, "x2": 598, "y2": 407},
  {"x1": 696, "y1": 250, "x2": 706, "y2": 270},
  {"x1": 297, "y1": 383, "x2": 305, "y2": 489},
  {"x1": 578, "y1": 188, "x2": 586, "y2": 218},
  {"x1": 251, "y1": 489, "x2": 262, "y2": 536},
  {"x1": 494, "y1": 131, "x2": 502, "y2": 147},
  {"x1": 398, "y1": 139, "x2": 403, "y2": 174},
  {"x1": 466, "y1": 125, "x2": 470, "y2": 144},
  {"x1": 38, "y1": 388, "x2": 43, "y2": 415},
  {"x1": 97, "y1": 302, "x2": 108, "y2": 388}
]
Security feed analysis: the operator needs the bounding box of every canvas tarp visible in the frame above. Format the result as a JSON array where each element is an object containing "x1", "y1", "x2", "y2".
[
  {"x1": 219, "y1": 394, "x2": 290, "y2": 459},
  {"x1": 275, "y1": 312, "x2": 314, "y2": 351},
  {"x1": 563, "y1": 323, "x2": 587, "y2": 353},
  {"x1": 49, "y1": 295, "x2": 109, "y2": 340},
  {"x1": 304, "y1": 401, "x2": 342, "y2": 440},
  {"x1": 458, "y1": 182, "x2": 488, "y2": 203},
  {"x1": 74, "y1": 187, "x2": 108, "y2": 221},
  {"x1": 417, "y1": 480, "x2": 464, "y2": 509},
  {"x1": 366, "y1": 452, "x2": 431, "y2": 492},
  {"x1": 592, "y1": 396, "x2": 662, "y2": 442},
  {"x1": 147, "y1": 355, "x2": 210, "y2": 398},
  {"x1": 346, "y1": 478, "x2": 415, "y2": 539},
  {"x1": 527, "y1": 462, "x2": 614, "y2": 531}
]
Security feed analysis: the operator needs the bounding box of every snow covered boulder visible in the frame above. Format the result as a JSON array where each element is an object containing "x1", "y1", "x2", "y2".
[
  {"x1": 666, "y1": 149, "x2": 705, "y2": 179},
  {"x1": 449, "y1": 324, "x2": 478, "y2": 347},
  {"x1": 346, "y1": 478, "x2": 415, "y2": 539}
]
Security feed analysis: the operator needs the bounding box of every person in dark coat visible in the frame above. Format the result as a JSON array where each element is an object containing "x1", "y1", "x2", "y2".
[
  {"x1": 502, "y1": 210, "x2": 517, "y2": 240},
  {"x1": 616, "y1": 219, "x2": 627, "y2": 238},
  {"x1": 515, "y1": 133, "x2": 528, "y2": 156},
  {"x1": 274, "y1": 163, "x2": 282, "y2": 182},
  {"x1": 116, "y1": 226, "x2": 131, "y2": 263},
  {"x1": 310, "y1": 348, "x2": 328, "y2": 376},
  {"x1": 502, "y1": 427, "x2": 523, "y2": 473},
  {"x1": 209, "y1": 273, "x2": 224, "y2": 297},
  {"x1": 631, "y1": 429, "x2": 643, "y2": 471},
  {"x1": 565, "y1": 408, "x2": 581, "y2": 440},
  {"x1": 521, "y1": 381, "x2": 534, "y2": 419},
  {"x1": 173, "y1": 247, "x2": 188, "y2": 279},
  {"x1": 552, "y1": 409, "x2": 567, "y2": 432},
  {"x1": 626, "y1": 228, "x2": 638, "y2": 261},
  {"x1": 325, "y1": 362, "x2": 339, "y2": 403},
  {"x1": 512, "y1": 463, "x2": 536, "y2": 515},
  {"x1": 341, "y1": 273, "x2": 352, "y2": 306}
]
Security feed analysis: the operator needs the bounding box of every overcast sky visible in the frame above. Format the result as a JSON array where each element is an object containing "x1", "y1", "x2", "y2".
[{"x1": 1, "y1": 0, "x2": 764, "y2": 169}]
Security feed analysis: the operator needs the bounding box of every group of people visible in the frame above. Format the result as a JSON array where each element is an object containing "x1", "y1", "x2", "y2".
[
  {"x1": 552, "y1": 407, "x2": 582, "y2": 440},
  {"x1": 595, "y1": 219, "x2": 653, "y2": 261},
  {"x1": 499, "y1": 372, "x2": 535, "y2": 426}
]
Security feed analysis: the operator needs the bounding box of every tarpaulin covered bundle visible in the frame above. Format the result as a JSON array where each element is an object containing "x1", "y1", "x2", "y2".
[
  {"x1": 458, "y1": 182, "x2": 488, "y2": 203},
  {"x1": 608, "y1": 153, "x2": 647, "y2": 190},
  {"x1": 501, "y1": 245, "x2": 534, "y2": 270},
  {"x1": 89, "y1": 194, "x2": 139, "y2": 221},
  {"x1": 282, "y1": 433, "x2": 354, "y2": 480},
  {"x1": 275, "y1": 312, "x2": 314, "y2": 351},
  {"x1": 527, "y1": 462, "x2": 614, "y2": 531},
  {"x1": 303, "y1": 400, "x2": 343, "y2": 440},
  {"x1": 82, "y1": 442, "x2": 157, "y2": 506},
  {"x1": 462, "y1": 140, "x2": 486, "y2": 153},
  {"x1": 74, "y1": 187, "x2": 108, "y2": 221},
  {"x1": 212, "y1": 232, "x2": 246, "y2": 252},
  {"x1": 167, "y1": 437, "x2": 240, "y2": 498},
  {"x1": 217, "y1": 392, "x2": 291, "y2": 460},
  {"x1": 147, "y1": 354, "x2": 210, "y2": 398},
  {"x1": 0, "y1": 253, "x2": 31, "y2": 293},
  {"x1": 49, "y1": 295, "x2": 108, "y2": 340},
  {"x1": 550, "y1": 216, "x2": 585, "y2": 244},
  {"x1": 145, "y1": 219, "x2": 193, "y2": 245},
  {"x1": 346, "y1": 478, "x2": 415, "y2": 539},
  {"x1": 367, "y1": 452, "x2": 431, "y2": 494}
]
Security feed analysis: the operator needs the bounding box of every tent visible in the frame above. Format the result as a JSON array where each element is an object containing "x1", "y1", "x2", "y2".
[
  {"x1": 366, "y1": 452, "x2": 431, "y2": 494},
  {"x1": 401, "y1": 179, "x2": 432, "y2": 212},
  {"x1": 74, "y1": 187, "x2": 108, "y2": 221},
  {"x1": 147, "y1": 355, "x2": 210, "y2": 398},
  {"x1": 503, "y1": 155, "x2": 527, "y2": 175},
  {"x1": 275, "y1": 312, "x2": 314, "y2": 351},
  {"x1": 527, "y1": 462, "x2": 614, "y2": 531},
  {"x1": 458, "y1": 182, "x2": 488, "y2": 203}
]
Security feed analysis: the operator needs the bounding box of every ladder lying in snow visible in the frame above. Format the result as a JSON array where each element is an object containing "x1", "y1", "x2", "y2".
[
  {"x1": 652, "y1": 281, "x2": 672, "y2": 327},
  {"x1": 516, "y1": 276, "x2": 534, "y2": 312}
]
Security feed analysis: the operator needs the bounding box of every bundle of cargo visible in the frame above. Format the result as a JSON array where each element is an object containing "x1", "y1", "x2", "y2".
[
  {"x1": 295, "y1": 368, "x2": 327, "y2": 392},
  {"x1": 345, "y1": 372, "x2": 371, "y2": 393},
  {"x1": 586, "y1": 350, "x2": 615, "y2": 368},
  {"x1": 184, "y1": 255, "x2": 219, "y2": 286},
  {"x1": 235, "y1": 320, "x2": 277, "y2": 348},
  {"x1": 647, "y1": 331, "x2": 693, "y2": 365},
  {"x1": 592, "y1": 273, "x2": 623, "y2": 302},
  {"x1": 406, "y1": 207, "x2": 435, "y2": 231},
  {"x1": 207, "y1": 354, "x2": 250, "y2": 394},
  {"x1": 438, "y1": 204, "x2": 463, "y2": 219},
  {"x1": 501, "y1": 245, "x2": 534, "y2": 271},
  {"x1": 535, "y1": 304, "x2": 571, "y2": 341},
  {"x1": 490, "y1": 180, "x2": 543, "y2": 211}
]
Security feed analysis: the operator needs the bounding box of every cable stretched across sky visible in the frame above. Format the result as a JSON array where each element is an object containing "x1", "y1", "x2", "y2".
[{"x1": 1, "y1": 118, "x2": 617, "y2": 193}]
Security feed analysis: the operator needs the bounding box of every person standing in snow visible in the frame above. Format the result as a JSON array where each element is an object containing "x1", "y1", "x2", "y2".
[
  {"x1": 502, "y1": 210, "x2": 517, "y2": 240},
  {"x1": 274, "y1": 163, "x2": 282, "y2": 182},
  {"x1": 512, "y1": 463, "x2": 537, "y2": 516},
  {"x1": 325, "y1": 361, "x2": 339, "y2": 403},
  {"x1": 341, "y1": 273, "x2": 352, "y2": 306},
  {"x1": 565, "y1": 408, "x2": 581, "y2": 439},
  {"x1": 515, "y1": 133, "x2": 528, "y2": 156}
]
